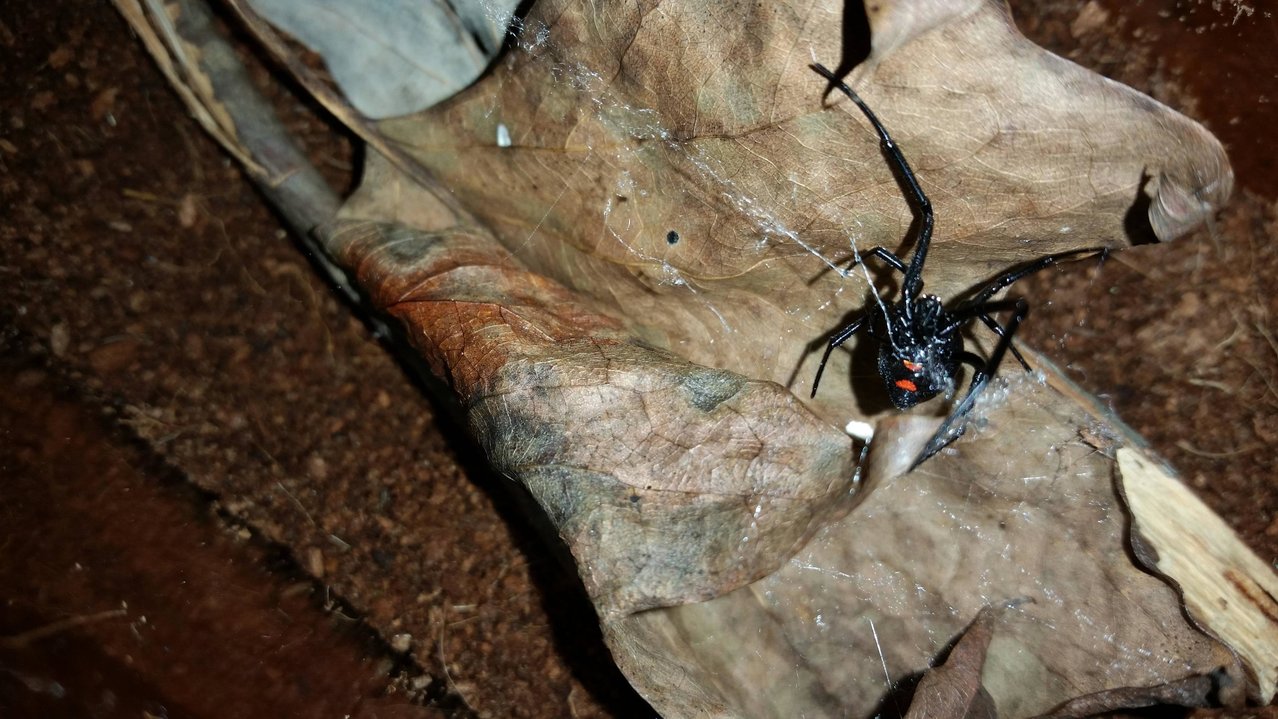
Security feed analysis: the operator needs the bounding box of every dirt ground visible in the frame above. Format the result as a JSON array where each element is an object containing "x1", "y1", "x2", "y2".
[
  {"x1": 1015, "y1": 0, "x2": 1278, "y2": 565},
  {"x1": 1, "y1": 1, "x2": 1274, "y2": 718}
]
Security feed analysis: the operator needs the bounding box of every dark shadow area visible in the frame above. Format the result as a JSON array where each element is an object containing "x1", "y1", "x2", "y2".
[
  {"x1": 790, "y1": 287, "x2": 897, "y2": 418},
  {"x1": 1123, "y1": 173, "x2": 1160, "y2": 246},
  {"x1": 1097, "y1": 705, "x2": 1194, "y2": 719},
  {"x1": 828, "y1": 0, "x2": 872, "y2": 87},
  {"x1": 864, "y1": 668, "x2": 925, "y2": 719},
  {"x1": 847, "y1": 311, "x2": 898, "y2": 416}
]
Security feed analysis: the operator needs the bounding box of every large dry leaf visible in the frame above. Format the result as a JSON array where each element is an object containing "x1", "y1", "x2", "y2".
[
  {"x1": 300, "y1": 0, "x2": 1268, "y2": 715},
  {"x1": 374, "y1": 0, "x2": 1230, "y2": 428}
]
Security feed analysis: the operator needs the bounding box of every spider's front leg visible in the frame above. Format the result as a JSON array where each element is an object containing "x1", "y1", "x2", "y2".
[
  {"x1": 811, "y1": 315, "x2": 867, "y2": 398},
  {"x1": 948, "y1": 248, "x2": 1107, "y2": 384},
  {"x1": 811, "y1": 62, "x2": 934, "y2": 299},
  {"x1": 962, "y1": 247, "x2": 1107, "y2": 309},
  {"x1": 911, "y1": 298, "x2": 1029, "y2": 469}
]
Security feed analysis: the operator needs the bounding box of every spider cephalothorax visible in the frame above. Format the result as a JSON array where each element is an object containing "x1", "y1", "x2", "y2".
[{"x1": 807, "y1": 63, "x2": 1103, "y2": 468}]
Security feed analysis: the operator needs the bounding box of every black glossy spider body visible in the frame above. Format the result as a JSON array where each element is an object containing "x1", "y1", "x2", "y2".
[
  {"x1": 808, "y1": 63, "x2": 1103, "y2": 468},
  {"x1": 869, "y1": 293, "x2": 961, "y2": 410}
]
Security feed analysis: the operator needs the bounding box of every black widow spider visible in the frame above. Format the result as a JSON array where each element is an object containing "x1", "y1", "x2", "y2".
[{"x1": 807, "y1": 63, "x2": 1104, "y2": 469}]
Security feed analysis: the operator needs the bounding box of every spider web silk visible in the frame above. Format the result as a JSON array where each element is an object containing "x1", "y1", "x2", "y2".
[{"x1": 470, "y1": 4, "x2": 901, "y2": 386}]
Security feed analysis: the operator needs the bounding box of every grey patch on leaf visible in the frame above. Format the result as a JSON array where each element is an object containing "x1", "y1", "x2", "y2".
[
  {"x1": 522, "y1": 464, "x2": 777, "y2": 614},
  {"x1": 246, "y1": 0, "x2": 519, "y2": 119},
  {"x1": 519, "y1": 464, "x2": 593, "y2": 530},
  {"x1": 469, "y1": 390, "x2": 569, "y2": 477},
  {"x1": 464, "y1": 344, "x2": 854, "y2": 615},
  {"x1": 677, "y1": 367, "x2": 745, "y2": 413},
  {"x1": 371, "y1": 226, "x2": 447, "y2": 267}
]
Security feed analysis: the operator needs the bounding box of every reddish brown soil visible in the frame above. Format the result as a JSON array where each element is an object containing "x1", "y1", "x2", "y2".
[
  {"x1": 1014, "y1": 0, "x2": 1278, "y2": 566},
  {"x1": 0, "y1": 371, "x2": 439, "y2": 718},
  {"x1": 0, "y1": 1, "x2": 1273, "y2": 718},
  {"x1": 0, "y1": 1, "x2": 642, "y2": 717}
]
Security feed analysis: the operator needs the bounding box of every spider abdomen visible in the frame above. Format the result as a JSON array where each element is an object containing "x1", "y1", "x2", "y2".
[{"x1": 875, "y1": 296, "x2": 961, "y2": 409}]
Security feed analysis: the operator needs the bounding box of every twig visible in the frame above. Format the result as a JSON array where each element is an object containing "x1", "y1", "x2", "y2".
[
  {"x1": 274, "y1": 480, "x2": 317, "y2": 527},
  {"x1": 438, "y1": 607, "x2": 477, "y2": 714},
  {"x1": 1, "y1": 609, "x2": 129, "y2": 650},
  {"x1": 1174, "y1": 439, "x2": 1260, "y2": 458}
]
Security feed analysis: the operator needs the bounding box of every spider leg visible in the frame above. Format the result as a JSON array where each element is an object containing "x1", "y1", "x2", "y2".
[
  {"x1": 811, "y1": 315, "x2": 867, "y2": 398},
  {"x1": 962, "y1": 247, "x2": 1107, "y2": 309},
  {"x1": 910, "y1": 299, "x2": 1028, "y2": 469},
  {"x1": 812, "y1": 247, "x2": 901, "y2": 397},
  {"x1": 976, "y1": 312, "x2": 1031, "y2": 372},
  {"x1": 910, "y1": 351, "x2": 988, "y2": 470},
  {"x1": 846, "y1": 246, "x2": 907, "y2": 275},
  {"x1": 811, "y1": 63, "x2": 933, "y2": 301}
]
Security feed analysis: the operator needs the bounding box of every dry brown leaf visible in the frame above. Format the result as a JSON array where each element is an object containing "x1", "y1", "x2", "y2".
[
  {"x1": 327, "y1": 165, "x2": 856, "y2": 614},
  {"x1": 306, "y1": 0, "x2": 1265, "y2": 716},
  {"x1": 374, "y1": 0, "x2": 1229, "y2": 426}
]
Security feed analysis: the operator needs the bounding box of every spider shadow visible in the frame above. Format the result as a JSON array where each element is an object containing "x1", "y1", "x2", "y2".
[{"x1": 827, "y1": 0, "x2": 872, "y2": 91}]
